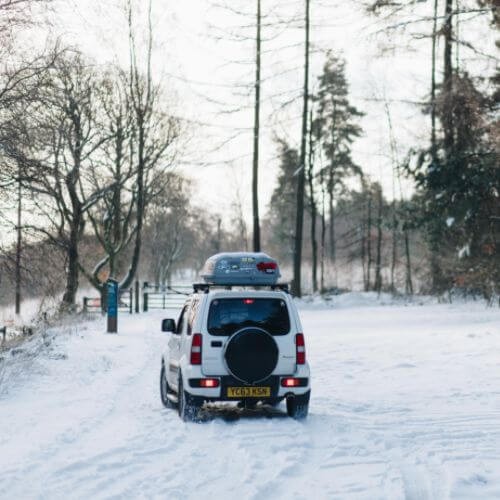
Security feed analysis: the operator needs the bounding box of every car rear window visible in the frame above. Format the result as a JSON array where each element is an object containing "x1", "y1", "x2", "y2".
[{"x1": 207, "y1": 298, "x2": 290, "y2": 336}]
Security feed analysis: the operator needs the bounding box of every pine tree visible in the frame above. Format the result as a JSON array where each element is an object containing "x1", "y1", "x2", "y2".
[
  {"x1": 411, "y1": 72, "x2": 499, "y2": 297},
  {"x1": 313, "y1": 53, "x2": 363, "y2": 263},
  {"x1": 268, "y1": 140, "x2": 300, "y2": 262}
]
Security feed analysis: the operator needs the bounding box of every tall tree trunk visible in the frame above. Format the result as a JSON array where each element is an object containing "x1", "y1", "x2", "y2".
[
  {"x1": 361, "y1": 220, "x2": 367, "y2": 290},
  {"x1": 404, "y1": 226, "x2": 413, "y2": 295},
  {"x1": 443, "y1": 0, "x2": 454, "y2": 157},
  {"x1": 428, "y1": 0, "x2": 453, "y2": 293},
  {"x1": 120, "y1": 124, "x2": 145, "y2": 291},
  {"x1": 429, "y1": 0, "x2": 440, "y2": 290},
  {"x1": 384, "y1": 101, "x2": 398, "y2": 293},
  {"x1": 292, "y1": 0, "x2": 310, "y2": 297},
  {"x1": 328, "y1": 169, "x2": 335, "y2": 262},
  {"x1": 307, "y1": 109, "x2": 318, "y2": 292},
  {"x1": 430, "y1": 0, "x2": 438, "y2": 161},
  {"x1": 366, "y1": 193, "x2": 372, "y2": 291},
  {"x1": 252, "y1": 0, "x2": 261, "y2": 252},
  {"x1": 62, "y1": 154, "x2": 83, "y2": 307},
  {"x1": 374, "y1": 187, "x2": 383, "y2": 293},
  {"x1": 429, "y1": 0, "x2": 442, "y2": 293},
  {"x1": 320, "y1": 170, "x2": 326, "y2": 293},
  {"x1": 120, "y1": 0, "x2": 153, "y2": 291},
  {"x1": 15, "y1": 166, "x2": 22, "y2": 314},
  {"x1": 215, "y1": 217, "x2": 222, "y2": 253},
  {"x1": 62, "y1": 216, "x2": 81, "y2": 307},
  {"x1": 390, "y1": 199, "x2": 397, "y2": 292}
]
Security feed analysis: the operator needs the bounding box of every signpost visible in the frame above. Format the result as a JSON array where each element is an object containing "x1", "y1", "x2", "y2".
[{"x1": 107, "y1": 278, "x2": 118, "y2": 333}]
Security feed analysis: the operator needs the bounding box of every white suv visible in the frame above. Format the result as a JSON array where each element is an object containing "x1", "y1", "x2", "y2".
[{"x1": 159, "y1": 253, "x2": 311, "y2": 422}]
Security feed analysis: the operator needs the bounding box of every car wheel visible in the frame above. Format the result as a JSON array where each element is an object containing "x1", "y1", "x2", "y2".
[
  {"x1": 286, "y1": 391, "x2": 310, "y2": 420},
  {"x1": 160, "y1": 364, "x2": 176, "y2": 409},
  {"x1": 178, "y1": 375, "x2": 202, "y2": 422}
]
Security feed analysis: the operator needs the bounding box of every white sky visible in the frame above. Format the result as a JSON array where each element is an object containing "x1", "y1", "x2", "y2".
[{"x1": 29, "y1": 0, "x2": 500, "y2": 228}]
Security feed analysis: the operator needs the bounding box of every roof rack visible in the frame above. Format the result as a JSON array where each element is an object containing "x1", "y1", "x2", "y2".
[{"x1": 192, "y1": 283, "x2": 289, "y2": 294}]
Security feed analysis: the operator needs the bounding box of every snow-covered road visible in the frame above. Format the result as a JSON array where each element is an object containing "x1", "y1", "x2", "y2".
[{"x1": 1, "y1": 296, "x2": 499, "y2": 499}]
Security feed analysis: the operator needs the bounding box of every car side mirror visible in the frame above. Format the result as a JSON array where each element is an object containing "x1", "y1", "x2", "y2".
[{"x1": 161, "y1": 318, "x2": 176, "y2": 333}]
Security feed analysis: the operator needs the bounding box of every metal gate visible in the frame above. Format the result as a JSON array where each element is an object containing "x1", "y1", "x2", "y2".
[
  {"x1": 82, "y1": 288, "x2": 133, "y2": 314},
  {"x1": 142, "y1": 283, "x2": 191, "y2": 311}
]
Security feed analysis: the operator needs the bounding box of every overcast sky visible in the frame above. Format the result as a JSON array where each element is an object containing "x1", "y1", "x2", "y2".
[{"x1": 42, "y1": 0, "x2": 497, "y2": 227}]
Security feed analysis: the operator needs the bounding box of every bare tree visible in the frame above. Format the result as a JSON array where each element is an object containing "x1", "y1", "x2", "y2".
[
  {"x1": 0, "y1": 0, "x2": 57, "y2": 313},
  {"x1": 252, "y1": 0, "x2": 262, "y2": 252},
  {"x1": 118, "y1": 0, "x2": 180, "y2": 291},
  {"x1": 79, "y1": 1, "x2": 180, "y2": 303},
  {"x1": 144, "y1": 173, "x2": 191, "y2": 286},
  {"x1": 292, "y1": 0, "x2": 310, "y2": 298},
  {"x1": 307, "y1": 107, "x2": 318, "y2": 292},
  {"x1": 4, "y1": 53, "x2": 115, "y2": 308},
  {"x1": 373, "y1": 184, "x2": 384, "y2": 293}
]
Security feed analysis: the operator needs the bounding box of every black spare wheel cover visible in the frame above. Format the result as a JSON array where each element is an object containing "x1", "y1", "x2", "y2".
[{"x1": 224, "y1": 327, "x2": 279, "y2": 384}]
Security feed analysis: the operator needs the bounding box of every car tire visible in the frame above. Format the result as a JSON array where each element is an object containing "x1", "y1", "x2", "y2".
[
  {"x1": 160, "y1": 364, "x2": 177, "y2": 409},
  {"x1": 286, "y1": 391, "x2": 310, "y2": 420},
  {"x1": 178, "y1": 375, "x2": 202, "y2": 422}
]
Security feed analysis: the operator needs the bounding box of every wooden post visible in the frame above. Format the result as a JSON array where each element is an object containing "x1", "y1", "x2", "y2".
[{"x1": 135, "y1": 280, "x2": 140, "y2": 313}]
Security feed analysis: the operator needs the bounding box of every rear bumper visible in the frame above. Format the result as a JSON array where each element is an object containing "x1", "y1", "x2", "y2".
[{"x1": 184, "y1": 364, "x2": 310, "y2": 400}]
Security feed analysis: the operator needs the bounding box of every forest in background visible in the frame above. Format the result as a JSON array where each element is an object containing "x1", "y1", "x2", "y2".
[{"x1": 0, "y1": 0, "x2": 498, "y2": 316}]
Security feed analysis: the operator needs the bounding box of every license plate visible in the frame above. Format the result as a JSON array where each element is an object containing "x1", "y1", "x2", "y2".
[{"x1": 227, "y1": 386, "x2": 271, "y2": 398}]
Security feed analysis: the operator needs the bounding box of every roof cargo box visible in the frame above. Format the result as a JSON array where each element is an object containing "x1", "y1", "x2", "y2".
[{"x1": 200, "y1": 252, "x2": 281, "y2": 286}]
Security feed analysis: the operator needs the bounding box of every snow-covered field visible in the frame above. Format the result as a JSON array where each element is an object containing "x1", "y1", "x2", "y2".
[{"x1": 1, "y1": 295, "x2": 499, "y2": 499}]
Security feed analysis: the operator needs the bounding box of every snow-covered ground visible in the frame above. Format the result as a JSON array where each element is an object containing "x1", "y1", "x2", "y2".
[{"x1": 1, "y1": 296, "x2": 499, "y2": 499}]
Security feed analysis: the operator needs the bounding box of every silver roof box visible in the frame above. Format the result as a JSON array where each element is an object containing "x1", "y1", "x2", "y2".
[{"x1": 200, "y1": 252, "x2": 281, "y2": 286}]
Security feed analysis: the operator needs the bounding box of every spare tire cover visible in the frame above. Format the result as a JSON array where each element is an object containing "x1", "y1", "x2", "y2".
[{"x1": 224, "y1": 327, "x2": 279, "y2": 384}]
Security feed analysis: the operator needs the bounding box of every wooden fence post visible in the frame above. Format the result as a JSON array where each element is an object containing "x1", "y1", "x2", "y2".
[{"x1": 135, "y1": 281, "x2": 140, "y2": 313}]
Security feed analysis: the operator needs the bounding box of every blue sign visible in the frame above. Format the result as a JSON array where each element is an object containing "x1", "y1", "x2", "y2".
[
  {"x1": 107, "y1": 279, "x2": 118, "y2": 317},
  {"x1": 107, "y1": 279, "x2": 119, "y2": 333}
]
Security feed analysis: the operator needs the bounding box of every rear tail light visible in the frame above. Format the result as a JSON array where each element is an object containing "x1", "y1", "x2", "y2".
[
  {"x1": 199, "y1": 378, "x2": 219, "y2": 388},
  {"x1": 190, "y1": 333, "x2": 202, "y2": 365},
  {"x1": 295, "y1": 333, "x2": 306, "y2": 365},
  {"x1": 281, "y1": 377, "x2": 301, "y2": 387}
]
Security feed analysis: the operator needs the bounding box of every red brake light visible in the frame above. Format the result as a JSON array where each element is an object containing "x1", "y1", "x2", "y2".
[
  {"x1": 190, "y1": 333, "x2": 202, "y2": 365},
  {"x1": 296, "y1": 333, "x2": 306, "y2": 365},
  {"x1": 256, "y1": 262, "x2": 277, "y2": 272},
  {"x1": 281, "y1": 377, "x2": 301, "y2": 387},
  {"x1": 243, "y1": 299, "x2": 254, "y2": 304},
  {"x1": 199, "y1": 378, "x2": 219, "y2": 388}
]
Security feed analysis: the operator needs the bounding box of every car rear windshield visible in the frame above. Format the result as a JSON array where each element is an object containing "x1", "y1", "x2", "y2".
[{"x1": 207, "y1": 298, "x2": 290, "y2": 336}]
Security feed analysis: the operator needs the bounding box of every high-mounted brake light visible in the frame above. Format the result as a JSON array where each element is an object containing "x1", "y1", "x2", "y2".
[
  {"x1": 295, "y1": 333, "x2": 306, "y2": 365},
  {"x1": 190, "y1": 333, "x2": 202, "y2": 365},
  {"x1": 243, "y1": 299, "x2": 254, "y2": 304}
]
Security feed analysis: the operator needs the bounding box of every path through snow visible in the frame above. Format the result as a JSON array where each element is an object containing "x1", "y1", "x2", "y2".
[{"x1": 1, "y1": 298, "x2": 499, "y2": 499}]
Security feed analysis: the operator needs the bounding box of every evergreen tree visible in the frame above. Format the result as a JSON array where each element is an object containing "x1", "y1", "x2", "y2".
[
  {"x1": 410, "y1": 72, "x2": 499, "y2": 297},
  {"x1": 268, "y1": 139, "x2": 299, "y2": 262},
  {"x1": 313, "y1": 53, "x2": 364, "y2": 262}
]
